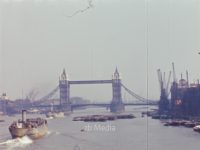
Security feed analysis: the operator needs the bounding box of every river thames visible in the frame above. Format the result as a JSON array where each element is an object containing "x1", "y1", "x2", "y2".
[{"x1": 0, "y1": 106, "x2": 200, "y2": 150}]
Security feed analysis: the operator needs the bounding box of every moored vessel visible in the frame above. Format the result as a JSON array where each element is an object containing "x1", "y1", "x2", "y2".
[{"x1": 9, "y1": 110, "x2": 48, "y2": 139}]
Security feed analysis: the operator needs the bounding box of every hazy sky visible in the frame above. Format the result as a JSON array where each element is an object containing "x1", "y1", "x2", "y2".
[{"x1": 0, "y1": 0, "x2": 200, "y2": 102}]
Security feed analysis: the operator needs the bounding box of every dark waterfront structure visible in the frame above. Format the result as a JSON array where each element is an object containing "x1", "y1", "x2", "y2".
[
  {"x1": 59, "y1": 68, "x2": 124, "y2": 113},
  {"x1": 159, "y1": 63, "x2": 200, "y2": 118},
  {"x1": 170, "y1": 79, "x2": 200, "y2": 118}
]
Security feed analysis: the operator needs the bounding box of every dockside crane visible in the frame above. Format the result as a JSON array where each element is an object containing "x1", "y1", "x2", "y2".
[
  {"x1": 157, "y1": 69, "x2": 163, "y2": 92},
  {"x1": 157, "y1": 69, "x2": 171, "y2": 98},
  {"x1": 166, "y1": 71, "x2": 172, "y2": 97},
  {"x1": 157, "y1": 68, "x2": 171, "y2": 114},
  {"x1": 172, "y1": 62, "x2": 177, "y2": 83}
]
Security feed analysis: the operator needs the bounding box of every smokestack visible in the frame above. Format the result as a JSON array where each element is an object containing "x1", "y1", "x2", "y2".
[{"x1": 22, "y1": 110, "x2": 26, "y2": 123}]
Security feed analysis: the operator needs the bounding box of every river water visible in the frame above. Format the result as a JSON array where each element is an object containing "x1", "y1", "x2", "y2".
[{"x1": 0, "y1": 106, "x2": 200, "y2": 150}]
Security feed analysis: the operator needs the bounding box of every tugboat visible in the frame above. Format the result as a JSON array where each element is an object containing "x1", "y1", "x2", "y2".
[{"x1": 9, "y1": 110, "x2": 48, "y2": 139}]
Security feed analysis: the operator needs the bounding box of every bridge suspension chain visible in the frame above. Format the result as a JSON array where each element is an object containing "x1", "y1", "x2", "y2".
[
  {"x1": 36, "y1": 86, "x2": 59, "y2": 104},
  {"x1": 121, "y1": 83, "x2": 147, "y2": 103}
]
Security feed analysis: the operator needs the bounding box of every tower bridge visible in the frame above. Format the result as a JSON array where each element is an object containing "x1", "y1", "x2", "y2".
[
  {"x1": 35, "y1": 68, "x2": 158, "y2": 113},
  {"x1": 59, "y1": 68, "x2": 124, "y2": 112}
]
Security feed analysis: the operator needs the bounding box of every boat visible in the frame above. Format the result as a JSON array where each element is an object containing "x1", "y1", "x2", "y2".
[
  {"x1": 46, "y1": 103, "x2": 65, "y2": 119},
  {"x1": 9, "y1": 110, "x2": 48, "y2": 139},
  {"x1": 193, "y1": 125, "x2": 200, "y2": 132},
  {"x1": 46, "y1": 111, "x2": 65, "y2": 119}
]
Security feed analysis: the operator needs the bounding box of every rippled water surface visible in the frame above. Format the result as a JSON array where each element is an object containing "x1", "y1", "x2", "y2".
[{"x1": 1, "y1": 106, "x2": 200, "y2": 150}]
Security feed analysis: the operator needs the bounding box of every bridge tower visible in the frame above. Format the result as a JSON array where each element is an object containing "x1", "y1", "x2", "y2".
[
  {"x1": 59, "y1": 69, "x2": 70, "y2": 110},
  {"x1": 110, "y1": 68, "x2": 125, "y2": 112}
]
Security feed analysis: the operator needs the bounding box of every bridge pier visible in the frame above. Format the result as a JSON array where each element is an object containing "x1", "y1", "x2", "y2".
[{"x1": 110, "y1": 68, "x2": 124, "y2": 113}]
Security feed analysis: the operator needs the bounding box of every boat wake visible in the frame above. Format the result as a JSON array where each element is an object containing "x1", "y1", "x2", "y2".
[{"x1": 0, "y1": 136, "x2": 33, "y2": 149}]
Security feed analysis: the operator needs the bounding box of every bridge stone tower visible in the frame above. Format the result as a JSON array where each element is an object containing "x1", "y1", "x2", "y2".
[
  {"x1": 110, "y1": 68, "x2": 125, "y2": 113},
  {"x1": 59, "y1": 69, "x2": 70, "y2": 110}
]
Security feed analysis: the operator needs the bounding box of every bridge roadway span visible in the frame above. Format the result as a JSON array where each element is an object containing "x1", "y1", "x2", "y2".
[{"x1": 27, "y1": 103, "x2": 157, "y2": 109}]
